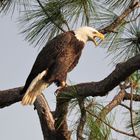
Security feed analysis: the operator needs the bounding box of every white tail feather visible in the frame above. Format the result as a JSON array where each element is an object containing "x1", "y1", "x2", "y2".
[{"x1": 21, "y1": 70, "x2": 48, "y2": 105}]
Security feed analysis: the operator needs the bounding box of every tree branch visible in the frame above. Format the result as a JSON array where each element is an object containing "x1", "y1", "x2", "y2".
[
  {"x1": 0, "y1": 86, "x2": 23, "y2": 108},
  {"x1": 77, "y1": 98, "x2": 86, "y2": 140},
  {"x1": 100, "y1": 0, "x2": 139, "y2": 34},
  {"x1": 54, "y1": 93, "x2": 71, "y2": 140},
  {"x1": 34, "y1": 94, "x2": 56, "y2": 140},
  {"x1": 95, "y1": 89, "x2": 126, "y2": 125},
  {"x1": 36, "y1": 0, "x2": 66, "y2": 32},
  {"x1": 124, "y1": 92, "x2": 140, "y2": 101},
  {"x1": 61, "y1": 54, "x2": 140, "y2": 98}
]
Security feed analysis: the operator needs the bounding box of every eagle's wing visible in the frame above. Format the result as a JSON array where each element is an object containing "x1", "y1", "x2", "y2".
[
  {"x1": 68, "y1": 51, "x2": 82, "y2": 72},
  {"x1": 22, "y1": 32, "x2": 73, "y2": 94}
]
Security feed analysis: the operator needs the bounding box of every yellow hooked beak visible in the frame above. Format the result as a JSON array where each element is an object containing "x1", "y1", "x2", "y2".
[{"x1": 92, "y1": 32, "x2": 104, "y2": 46}]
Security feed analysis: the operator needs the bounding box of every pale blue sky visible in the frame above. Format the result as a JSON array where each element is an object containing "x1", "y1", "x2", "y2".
[{"x1": 0, "y1": 15, "x2": 129, "y2": 140}]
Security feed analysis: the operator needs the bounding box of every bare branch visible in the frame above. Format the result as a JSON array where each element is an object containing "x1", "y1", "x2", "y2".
[
  {"x1": 54, "y1": 93, "x2": 71, "y2": 140},
  {"x1": 34, "y1": 94, "x2": 56, "y2": 140},
  {"x1": 77, "y1": 98, "x2": 86, "y2": 140},
  {"x1": 0, "y1": 86, "x2": 23, "y2": 108}
]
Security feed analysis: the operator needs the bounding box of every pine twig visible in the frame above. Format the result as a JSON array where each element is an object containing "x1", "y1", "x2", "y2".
[
  {"x1": 36, "y1": 0, "x2": 65, "y2": 32},
  {"x1": 120, "y1": 103, "x2": 130, "y2": 110},
  {"x1": 88, "y1": 88, "x2": 126, "y2": 140},
  {"x1": 100, "y1": 0, "x2": 140, "y2": 34},
  {"x1": 126, "y1": 13, "x2": 140, "y2": 23},
  {"x1": 86, "y1": 109, "x2": 140, "y2": 139}
]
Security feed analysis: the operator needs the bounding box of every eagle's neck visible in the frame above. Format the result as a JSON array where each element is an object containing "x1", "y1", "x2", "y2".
[{"x1": 74, "y1": 30, "x2": 88, "y2": 44}]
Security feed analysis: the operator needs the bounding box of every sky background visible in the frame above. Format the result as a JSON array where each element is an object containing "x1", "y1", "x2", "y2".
[{"x1": 0, "y1": 15, "x2": 129, "y2": 140}]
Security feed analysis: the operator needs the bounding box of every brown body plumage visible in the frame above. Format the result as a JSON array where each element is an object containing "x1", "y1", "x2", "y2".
[{"x1": 21, "y1": 31, "x2": 84, "y2": 105}]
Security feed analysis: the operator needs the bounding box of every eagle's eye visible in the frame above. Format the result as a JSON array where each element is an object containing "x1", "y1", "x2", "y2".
[{"x1": 92, "y1": 31, "x2": 97, "y2": 34}]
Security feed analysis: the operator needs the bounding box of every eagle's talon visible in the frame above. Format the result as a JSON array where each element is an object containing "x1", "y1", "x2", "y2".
[
  {"x1": 55, "y1": 83, "x2": 68, "y2": 96},
  {"x1": 54, "y1": 88, "x2": 63, "y2": 96}
]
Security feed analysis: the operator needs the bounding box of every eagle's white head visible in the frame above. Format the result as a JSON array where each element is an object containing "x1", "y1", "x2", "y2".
[{"x1": 74, "y1": 26, "x2": 104, "y2": 45}]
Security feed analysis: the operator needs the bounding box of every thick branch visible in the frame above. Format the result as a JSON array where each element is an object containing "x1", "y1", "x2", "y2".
[
  {"x1": 77, "y1": 98, "x2": 86, "y2": 140},
  {"x1": 61, "y1": 54, "x2": 140, "y2": 98},
  {"x1": 34, "y1": 94, "x2": 56, "y2": 140},
  {"x1": 54, "y1": 93, "x2": 71, "y2": 140},
  {"x1": 0, "y1": 87, "x2": 23, "y2": 108}
]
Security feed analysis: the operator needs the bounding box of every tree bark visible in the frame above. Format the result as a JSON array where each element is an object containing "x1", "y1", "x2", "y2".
[
  {"x1": 0, "y1": 87, "x2": 23, "y2": 108},
  {"x1": 34, "y1": 94, "x2": 56, "y2": 140}
]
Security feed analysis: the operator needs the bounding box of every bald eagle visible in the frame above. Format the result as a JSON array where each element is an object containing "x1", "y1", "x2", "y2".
[{"x1": 21, "y1": 26, "x2": 104, "y2": 105}]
